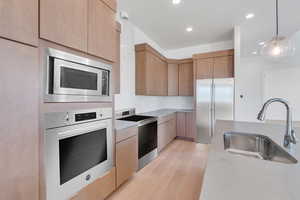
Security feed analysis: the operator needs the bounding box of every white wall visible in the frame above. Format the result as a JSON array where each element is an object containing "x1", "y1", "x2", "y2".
[
  {"x1": 165, "y1": 40, "x2": 234, "y2": 59},
  {"x1": 235, "y1": 25, "x2": 300, "y2": 122},
  {"x1": 115, "y1": 18, "x2": 233, "y2": 113}
]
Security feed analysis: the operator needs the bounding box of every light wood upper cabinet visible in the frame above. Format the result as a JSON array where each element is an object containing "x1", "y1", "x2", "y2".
[
  {"x1": 0, "y1": 39, "x2": 39, "y2": 200},
  {"x1": 195, "y1": 58, "x2": 214, "y2": 79},
  {"x1": 168, "y1": 63, "x2": 179, "y2": 96},
  {"x1": 0, "y1": 0, "x2": 38, "y2": 46},
  {"x1": 40, "y1": 0, "x2": 88, "y2": 51},
  {"x1": 213, "y1": 55, "x2": 234, "y2": 78},
  {"x1": 179, "y1": 61, "x2": 194, "y2": 96},
  {"x1": 88, "y1": 0, "x2": 116, "y2": 62},
  {"x1": 194, "y1": 49, "x2": 234, "y2": 79},
  {"x1": 113, "y1": 22, "x2": 121, "y2": 94},
  {"x1": 135, "y1": 44, "x2": 168, "y2": 96},
  {"x1": 116, "y1": 135, "x2": 138, "y2": 187}
]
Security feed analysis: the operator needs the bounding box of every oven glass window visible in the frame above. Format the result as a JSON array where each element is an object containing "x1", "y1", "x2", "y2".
[
  {"x1": 60, "y1": 67, "x2": 98, "y2": 90},
  {"x1": 59, "y1": 129, "x2": 107, "y2": 185}
]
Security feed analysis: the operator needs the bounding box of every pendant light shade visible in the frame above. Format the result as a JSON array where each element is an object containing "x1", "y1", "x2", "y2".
[{"x1": 260, "y1": 0, "x2": 295, "y2": 59}]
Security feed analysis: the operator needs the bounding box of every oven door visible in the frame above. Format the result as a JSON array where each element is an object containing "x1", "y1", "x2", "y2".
[
  {"x1": 44, "y1": 119, "x2": 113, "y2": 200},
  {"x1": 53, "y1": 58, "x2": 104, "y2": 96}
]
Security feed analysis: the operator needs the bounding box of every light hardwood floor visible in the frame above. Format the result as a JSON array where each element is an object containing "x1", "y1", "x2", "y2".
[{"x1": 108, "y1": 139, "x2": 209, "y2": 200}]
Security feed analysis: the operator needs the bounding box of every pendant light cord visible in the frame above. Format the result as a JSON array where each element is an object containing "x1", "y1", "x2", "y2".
[{"x1": 276, "y1": 0, "x2": 279, "y2": 36}]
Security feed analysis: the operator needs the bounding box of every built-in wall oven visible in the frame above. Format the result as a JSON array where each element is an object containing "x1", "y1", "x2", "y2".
[
  {"x1": 44, "y1": 48, "x2": 112, "y2": 102},
  {"x1": 44, "y1": 108, "x2": 113, "y2": 200}
]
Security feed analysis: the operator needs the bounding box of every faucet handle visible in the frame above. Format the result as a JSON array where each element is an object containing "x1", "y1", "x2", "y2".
[{"x1": 291, "y1": 129, "x2": 297, "y2": 143}]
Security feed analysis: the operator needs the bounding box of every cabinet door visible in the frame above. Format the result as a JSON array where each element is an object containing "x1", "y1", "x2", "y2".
[
  {"x1": 195, "y1": 58, "x2": 213, "y2": 79},
  {"x1": 88, "y1": 0, "x2": 116, "y2": 62},
  {"x1": 40, "y1": 0, "x2": 88, "y2": 51},
  {"x1": 176, "y1": 113, "x2": 186, "y2": 137},
  {"x1": 158, "y1": 122, "x2": 168, "y2": 152},
  {"x1": 185, "y1": 112, "x2": 197, "y2": 140},
  {"x1": 168, "y1": 118, "x2": 177, "y2": 142},
  {"x1": 168, "y1": 63, "x2": 179, "y2": 96},
  {"x1": 113, "y1": 22, "x2": 121, "y2": 94},
  {"x1": 116, "y1": 136, "x2": 138, "y2": 187},
  {"x1": 146, "y1": 52, "x2": 168, "y2": 96},
  {"x1": 0, "y1": 0, "x2": 38, "y2": 46},
  {"x1": 213, "y1": 55, "x2": 234, "y2": 78},
  {"x1": 179, "y1": 62, "x2": 193, "y2": 96},
  {"x1": 0, "y1": 39, "x2": 39, "y2": 200}
]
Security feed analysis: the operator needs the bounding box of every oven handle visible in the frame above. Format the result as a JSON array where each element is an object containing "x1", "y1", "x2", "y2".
[{"x1": 58, "y1": 122, "x2": 112, "y2": 140}]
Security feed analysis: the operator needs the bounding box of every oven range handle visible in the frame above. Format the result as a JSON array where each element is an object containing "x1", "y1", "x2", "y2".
[
  {"x1": 58, "y1": 122, "x2": 111, "y2": 140},
  {"x1": 137, "y1": 118, "x2": 158, "y2": 127}
]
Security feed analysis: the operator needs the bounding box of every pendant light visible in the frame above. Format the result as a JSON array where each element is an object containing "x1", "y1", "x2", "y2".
[{"x1": 260, "y1": 0, "x2": 295, "y2": 59}]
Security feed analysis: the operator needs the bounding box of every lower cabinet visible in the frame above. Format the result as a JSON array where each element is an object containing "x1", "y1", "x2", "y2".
[
  {"x1": 158, "y1": 114, "x2": 177, "y2": 152},
  {"x1": 176, "y1": 112, "x2": 196, "y2": 140},
  {"x1": 116, "y1": 135, "x2": 138, "y2": 187},
  {"x1": 116, "y1": 126, "x2": 138, "y2": 188},
  {"x1": 70, "y1": 167, "x2": 116, "y2": 200}
]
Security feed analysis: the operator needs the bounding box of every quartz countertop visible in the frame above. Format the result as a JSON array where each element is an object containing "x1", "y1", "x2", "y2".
[
  {"x1": 200, "y1": 120, "x2": 300, "y2": 200},
  {"x1": 115, "y1": 120, "x2": 139, "y2": 131},
  {"x1": 141, "y1": 108, "x2": 194, "y2": 118}
]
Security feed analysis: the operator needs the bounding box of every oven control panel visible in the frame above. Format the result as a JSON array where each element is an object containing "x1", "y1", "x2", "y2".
[{"x1": 44, "y1": 108, "x2": 112, "y2": 129}]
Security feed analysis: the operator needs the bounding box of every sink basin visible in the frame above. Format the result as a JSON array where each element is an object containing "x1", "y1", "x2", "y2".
[{"x1": 224, "y1": 132, "x2": 298, "y2": 164}]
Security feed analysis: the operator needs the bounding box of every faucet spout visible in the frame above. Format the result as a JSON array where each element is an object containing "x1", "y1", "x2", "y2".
[{"x1": 257, "y1": 98, "x2": 296, "y2": 148}]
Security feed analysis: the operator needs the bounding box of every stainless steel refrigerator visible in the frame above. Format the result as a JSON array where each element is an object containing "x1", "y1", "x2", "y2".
[{"x1": 195, "y1": 78, "x2": 234, "y2": 144}]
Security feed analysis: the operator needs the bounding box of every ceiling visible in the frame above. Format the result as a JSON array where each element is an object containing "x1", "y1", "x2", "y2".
[{"x1": 119, "y1": 0, "x2": 300, "y2": 50}]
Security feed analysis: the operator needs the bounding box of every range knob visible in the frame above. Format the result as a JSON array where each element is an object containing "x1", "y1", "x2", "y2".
[{"x1": 99, "y1": 113, "x2": 103, "y2": 117}]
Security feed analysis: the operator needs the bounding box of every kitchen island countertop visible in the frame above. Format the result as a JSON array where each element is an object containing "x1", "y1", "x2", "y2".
[{"x1": 200, "y1": 120, "x2": 300, "y2": 200}]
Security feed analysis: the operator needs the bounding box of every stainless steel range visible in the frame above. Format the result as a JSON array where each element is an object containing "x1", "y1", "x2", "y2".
[{"x1": 116, "y1": 109, "x2": 158, "y2": 170}]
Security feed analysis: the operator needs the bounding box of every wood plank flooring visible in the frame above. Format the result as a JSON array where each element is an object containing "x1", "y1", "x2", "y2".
[{"x1": 108, "y1": 139, "x2": 209, "y2": 200}]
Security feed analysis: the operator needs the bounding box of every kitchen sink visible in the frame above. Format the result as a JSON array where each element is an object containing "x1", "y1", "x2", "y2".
[{"x1": 224, "y1": 132, "x2": 298, "y2": 164}]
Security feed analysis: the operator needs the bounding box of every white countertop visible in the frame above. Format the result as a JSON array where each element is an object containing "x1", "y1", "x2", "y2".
[{"x1": 200, "y1": 120, "x2": 300, "y2": 200}]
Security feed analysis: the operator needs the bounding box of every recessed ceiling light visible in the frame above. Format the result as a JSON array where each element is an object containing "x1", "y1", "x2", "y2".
[
  {"x1": 172, "y1": 0, "x2": 181, "y2": 5},
  {"x1": 245, "y1": 13, "x2": 255, "y2": 19},
  {"x1": 186, "y1": 27, "x2": 193, "y2": 32},
  {"x1": 252, "y1": 51, "x2": 258, "y2": 55},
  {"x1": 259, "y1": 41, "x2": 265, "y2": 46}
]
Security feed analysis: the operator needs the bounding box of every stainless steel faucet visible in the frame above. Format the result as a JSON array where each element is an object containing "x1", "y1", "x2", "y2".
[{"x1": 257, "y1": 98, "x2": 296, "y2": 147}]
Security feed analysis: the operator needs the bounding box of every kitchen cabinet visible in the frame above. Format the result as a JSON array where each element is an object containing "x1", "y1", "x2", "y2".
[
  {"x1": 193, "y1": 49, "x2": 234, "y2": 79},
  {"x1": 88, "y1": 0, "x2": 116, "y2": 62},
  {"x1": 176, "y1": 112, "x2": 196, "y2": 140},
  {"x1": 167, "y1": 62, "x2": 179, "y2": 96},
  {"x1": 158, "y1": 114, "x2": 177, "y2": 152},
  {"x1": 0, "y1": 0, "x2": 38, "y2": 46},
  {"x1": 179, "y1": 60, "x2": 194, "y2": 96},
  {"x1": 101, "y1": 0, "x2": 117, "y2": 11},
  {"x1": 40, "y1": 0, "x2": 88, "y2": 52},
  {"x1": 113, "y1": 22, "x2": 121, "y2": 94},
  {"x1": 116, "y1": 135, "x2": 138, "y2": 187},
  {"x1": 135, "y1": 44, "x2": 168, "y2": 96},
  {"x1": 194, "y1": 58, "x2": 214, "y2": 79},
  {"x1": 213, "y1": 55, "x2": 234, "y2": 78},
  {"x1": 0, "y1": 39, "x2": 39, "y2": 200},
  {"x1": 71, "y1": 168, "x2": 116, "y2": 200}
]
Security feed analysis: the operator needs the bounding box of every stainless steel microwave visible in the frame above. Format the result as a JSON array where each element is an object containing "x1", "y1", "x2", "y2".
[{"x1": 44, "y1": 48, "x2": 112, "y2": 102}]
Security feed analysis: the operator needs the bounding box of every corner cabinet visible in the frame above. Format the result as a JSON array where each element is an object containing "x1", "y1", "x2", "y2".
[
  {"x1": 178, "y1": 60, "x2": 194, "y2": 96},
  {"x1": 0, "y1": 0, "x2": 38, "y2": 46},
  {"x1": 135, "y1": 44, "x2": 168, "y2": 96},
  {"x1": 193, "y1": 49, "x2": 234, "y2": 79}
]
